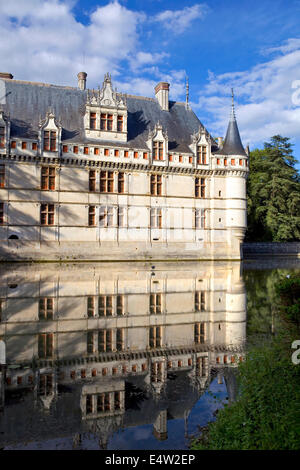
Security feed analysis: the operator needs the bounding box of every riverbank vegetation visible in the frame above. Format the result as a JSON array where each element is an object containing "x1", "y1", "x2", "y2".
[
  {"x1": 246, "y1": 135, "x2": 300, "y2": 242},
  {"x1": 191, "y1": 273, "x2": 300, "y2": 450}
]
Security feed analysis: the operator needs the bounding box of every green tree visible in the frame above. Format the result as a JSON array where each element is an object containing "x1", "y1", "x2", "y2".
[{"x1": 246, "y1": 135, "x2": 300, "y2": 241}]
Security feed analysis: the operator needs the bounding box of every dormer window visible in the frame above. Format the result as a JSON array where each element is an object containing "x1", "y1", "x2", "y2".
[
  {"x1": 90, "y1": 113, "x2": 96, "y2": 129},
  {"x1": 44, "y1": 131, "x2": 56, "y2": 152},
  {"x1": 197, "y1": 145, "x2": 207, "y2": 164},
  {"x1": 0, "y1": 127, "x2": 5, "y2": 148},
  {"x1": 101, "y1": 113, "x2": 113, "y2": 131},
  {"x1": 117, "y1": 115, "x2": 123, "y2": 132},
  {"x1": 153, "y1": 141, "x2": 163, "y2": 161}
]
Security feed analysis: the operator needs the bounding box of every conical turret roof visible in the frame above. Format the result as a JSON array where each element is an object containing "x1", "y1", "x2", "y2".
[{"x1": 215, "y1": 90, "x2": 247, "y2": 157}]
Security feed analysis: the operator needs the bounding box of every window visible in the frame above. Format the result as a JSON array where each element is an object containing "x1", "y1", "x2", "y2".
[
  {"x1": 38, "y1": 333, "x2": 53, "y2": 358},
  {"x1": 0, "y1": 165, "x2": 5, "y2": 188},
  {"x1": 195, "y1": 292, "x2": 205, "y2": 311},
  {"x1": 101, "y1": 114, "x2": 113, "y2": 131},
  {"x1": 239, "y1": 159, "x2": 243, "y2": 166},
  {"x1": 22, "y1": 142, "x2": 27, "y2": 150},
  {"x1": 224, "y1": 158, "x2": 228, "y2": 166},
  {"x1": 94, "y1": 147, "x2": 99, "y2": 155},
  {"x1": 169, "y1": 155, "x2": 173, "y2": 162},
  {"x1": 98, "y1": 329, "x2": 113, "y2": 352},
  {"x1": 117, "y1": 115, "x2": 123, "y2": 132},
  {"x1": 88, "y1": 206, "x2": 96, "y2": 226},
  {"x1": 151, "y1": 362, "x2": 163, "y2": 383},
  {"x1": 197, "y1": 145, "x2": 207, "y2": 164},
  {"x1": 43, "y1": 131, "x2": 56, "y2": 151},
  {"x1": 39, "y1": 374, "x2": 53, "y2": 396},
  {"x1": 99, "y1": 206, "x2": 114, "y2": 227},
  {"x1": 179, "y1": 155, "x2": 183, "y2": 163},
  {"x1": 117, "y1": 295, "x2": 124, "y2": 315},
  {"x1": 99, "y1": 295, "x2": 113, "y2": 316},
  {"x1": 40, "y1": 204, "x2": 55, "y2": 225},
  {"x1": 149, "y1": 326, "x2": 162, "y2": 348},
  {"x1": 195, "y1": 209, "x2": 206, "y2": 229},
  {"x1": 89, "y1": 170, "x2": 96, "y2": 192},
  {"x1": 153, "y1": 141, "x2": 163, "y2": 160},
  {"x1": 73, "y1": 146, "x2": 78, "y2": 154},
  {"x1": 39, "y1": 298, "x2": 54, "y2": 320},
  {"x1": 11, "y1": 141, "x2": 16, "y2": 149},
  {"x1": 87, "y1": 297, "x2": 95, "y2": 317},
  {"x1": 87, "y1": 331, "x2": 94, "y2": 353},
  {"x1": 32, "y1": 142, "x2": 37, "y2": 151},
  {"x1": 62, "y1": 145, "x2": 68, "y2": 153},
  {"x1": 100, "y1": 171, "x2": 114, "y2": 193},
  {"x1": 116, "y1": 328, "x2": 124, "y2": 351},
  {"x1": 118, "y1": 173, "x2": 124, "y2": 193},
  {"x1": 105, "y1": 149, "x2": 110, "y2": 156},
  {"x1": 143, "y1": 152, "x2": 148, "y2": 160},
  {"x1": 196, "y1": 357, "x2": 207, "y2": 377},
  {"x1": 115, "y1": 391, "x2": 121, "y2": 410},
  {"x1": 231, "y1": 159, "x2": 235, "y2": 166},
  {"x1": 217, "y1": 158, "x2": 220, "y2": 165},
  {"x1": 150, "y1": 293, "x2": 162, "y2": 314},
  {"x1": 134, "y1": 151, "x2": 138, "y2": 159},
  {"x1": 0, "y1": 127, "x2": 5, "y2": 148},
  {"x1": 114, "y1": 149, "x2": 119, "y2": 157},
  {"x1": 150, "y1": 208, "x2": 162, "y2": 228},
  {"x1": 194, "y1": 323, "x2": 205, "y2": 344},
  {"x1": 0, "y1": 203, "x2": 3, "y2": 224},
  {"x1": 124, "y1": 150, "x2": 129, "y2": 158},
  {"x1": 41, "y1": 167, "x2": 55, "y2": 190},
  {"x1": 84, "y1": 147, "x2": 89, "y2": 155},
  {"x1": 189, "y1": 156, "x2": 193, "y2": 164},
  {"x1": 195, "y1": 178, "x2": 206, "y2": 198},
  {"x1": 150, "y1": 174, "x2": 162, "y2": 196},
  {"x1": 90, "y1": 112, "x2": 96, "y2": 129},
  {"x1": 118, "y1": 206, "x2": 125, "y2": 227}
]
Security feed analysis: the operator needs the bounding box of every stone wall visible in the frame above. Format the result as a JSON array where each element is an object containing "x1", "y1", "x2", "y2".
[{"x1": 243, "y1": 242, "x2": 300, "y2": 257}]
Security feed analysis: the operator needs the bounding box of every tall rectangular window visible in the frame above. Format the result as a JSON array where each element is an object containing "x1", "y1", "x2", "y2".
[
  {"x1": 117, "y1": 115, "x2": 123, "y2": 132},
  {"x1": 118, "y1": 172, "x2": 125, "y2": 193},
  {"x1": 90, "y1": 112, "x2": 96, "y2": 129},
  {"x1": 89, "y1": 170, "x2": 96, "y2": 192},
  {"x1": 41, "y1": 167, "x2": 55, "y2": 190},
  {"x1": 87, "y1": 331, "x2": 94, "y2": 354},
  {"x1": 40, "y1": 204, "x2": 55, "y2": 225},
  {"x1": 43, "y1": 131, "x2": 56, "y2": 151},
  {"x1": 195, "y1": 292, "x2": 205, "y2": 311},
  {"x1": 100, "y1": 114, "x2": 113, "y2": 131},
  {"x1": 39, "y1": 374, "x2": 53, "y2": 396},
  {"x1": 118, "y1": 206, "x2": 125, "y2": 227},
  {"x1": 194, "y1": 323, "x2": 205, "y2": 344},
  {"x1": 150, "y1": 174, "x2": 162, "y2": 195},
  {"x1": 87, "y1": 297, "x2": 95, "y2": 317},
  {"x1": 195, "y1": 209, "x2": 206, "y2": 228},
  {"x1": 117, "y1": 295, "x2": 124, "y2": 315},
  {"x1": 38, "y1": 333, "x2": 53, "y2": 358},
  {"x1": 100, "y1": 171, "x2": 114, "y2": 193},
  {"x1": 197, "y1": 145, "x2": 207, "y2": 164},
  {"x1": 88, "y1": 206, "x2": 96, "y2": 226},
  {"x1": 150, "y1": 293, "x2": 162, "y2": 314},
  {"x1": 98, "y1": 330, "x2": 113, "y2": 352},
  {"x1": 153, "y1": 141, "x2": 163, "y2": 160},
  {"x1": 99, "y1": 206, "x2": 114, "y2": 227},
  {"x1": 0, "y1": 127, "x2": 5, "y2": 148},
  {"x1": 99, "y1": 295, "x2": 113, "y2": 316},
  {"x1": 150, "y1": 208, "x2": 162, "y2": 228},
  {"x1": 0, "y1": 165, "x2": 5, "y2": 188},
  {"x1": 149, "y1": 326, "x2": 162, "y2": 348},
  {"x1": 0, "y1": 203, "x2": 3, "y2": 225},
  {"x1": 116, "y1": 328, "x2": 124, "y2": 351},
  {"x1": 195, "y1": 178, "x2": 206, "y2": 198},
  {"x1": 39, "y1": 298, "x2": 54, "y2": 320},
  {"x1": 151, "y1": 362, "x2": 163, "y2": 383}
]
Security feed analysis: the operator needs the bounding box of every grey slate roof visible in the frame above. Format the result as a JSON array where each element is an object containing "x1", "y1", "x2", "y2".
[
  {"x1": 215, "y1": 106, "x2": 247, "y2": 157},
  {"x1": 0, "y1": 78, "x2": 218, "y2": 153}
]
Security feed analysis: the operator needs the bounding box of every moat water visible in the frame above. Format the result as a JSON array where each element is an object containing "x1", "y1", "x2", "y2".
[{"x1": 0, "y1": 258, "x2": 299, "y2": 450}]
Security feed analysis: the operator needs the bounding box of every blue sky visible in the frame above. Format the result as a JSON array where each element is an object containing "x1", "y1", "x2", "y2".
[{"x1": 1, "y1": 0, "x2": 300, "y2": 164}]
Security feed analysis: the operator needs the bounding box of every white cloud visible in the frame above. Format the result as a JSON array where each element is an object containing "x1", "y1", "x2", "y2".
[
  {"x1": 194, "y1": 42, "x2": 300, "y2": 148},
  {"x1": 154, "y1": 4, "x2": 209, "y2": 34}
]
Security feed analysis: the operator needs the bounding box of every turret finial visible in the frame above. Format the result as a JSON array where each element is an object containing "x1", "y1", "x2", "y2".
[
  {"x1": 231, "y1": 88, "x2": 236, "y2": 120},
  {"x1": 185, "y1": 76, "x2": 189, "y2": 109}
]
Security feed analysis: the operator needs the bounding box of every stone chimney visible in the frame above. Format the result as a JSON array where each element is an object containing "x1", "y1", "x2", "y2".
[
  {"x1": 218, "y1": 137, "x2": 223, "y2": 149},
  {"x1": 155, "y1": 82, "x2": 170, "y2": 111},
  {"x1": 0, "y1": 73, "x2": 13, "y2": 80},
  {"x1": 77, "y1": 72, "x2": 87, "y2": 91}
]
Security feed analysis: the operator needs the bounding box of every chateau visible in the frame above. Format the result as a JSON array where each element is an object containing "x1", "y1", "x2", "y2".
[{"x1": 0, "y1": 71, "x2": 248, "y2": 261}]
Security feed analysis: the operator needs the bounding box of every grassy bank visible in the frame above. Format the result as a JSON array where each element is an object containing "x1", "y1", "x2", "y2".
[{"x1": 191, "y1": 274, "x2": 300, "y2": 450}]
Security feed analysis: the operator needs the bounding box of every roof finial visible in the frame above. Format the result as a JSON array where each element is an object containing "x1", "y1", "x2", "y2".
[
  {"x1": 231, "y1": 87, "x2": 236, "y2": 120},
  {"x1": 185, "y1": 76, "x2": 189, "y2": 109}
]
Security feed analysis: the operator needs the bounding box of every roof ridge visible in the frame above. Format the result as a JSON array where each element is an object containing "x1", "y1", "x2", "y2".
[{"x1": 1, "y1": 78, "x2": 77, "y2": 90}]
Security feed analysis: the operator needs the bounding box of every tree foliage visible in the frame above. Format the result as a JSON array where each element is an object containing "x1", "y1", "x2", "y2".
[{"x1": 246, "y1": 135, "x2": 300, "y2": 241}]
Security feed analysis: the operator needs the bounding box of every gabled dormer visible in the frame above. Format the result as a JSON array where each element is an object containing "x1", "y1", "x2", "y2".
[
  {"x1": 84, "y1": 73, "x2": 128, "y2": 143},
  {"x1": 147, "y1": 122, "x2": 168, "y2": 166},
  {"x1": 38, "y1": 111, "x2": 62, "y2": 157},
  {"x1": 0, "y1": 108, "x2": 10, "y2": 154},
  {"x1": 189, "y1": 125, "x2": 211, "y2": 167}
]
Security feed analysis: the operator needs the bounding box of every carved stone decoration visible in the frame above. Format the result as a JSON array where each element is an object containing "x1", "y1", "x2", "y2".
[{"x1": 0, "y1": 108, "x2": 11, "y2": 154}]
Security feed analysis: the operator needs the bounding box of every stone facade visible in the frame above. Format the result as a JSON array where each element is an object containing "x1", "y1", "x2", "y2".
[{"x1": 0, "y1": 72, "x2": 248, "y2": 261}]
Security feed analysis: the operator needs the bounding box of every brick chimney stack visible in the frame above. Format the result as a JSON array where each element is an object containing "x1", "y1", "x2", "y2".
[
  {"x1": 77, "y1": 72, "x2": 87, "y2": 91},
  {"x1": 0, "y1": 73, "x2": 13, "y2": 80},
  {"x1": 155, "y1": 82, "x2": 170, "y2": 111}
]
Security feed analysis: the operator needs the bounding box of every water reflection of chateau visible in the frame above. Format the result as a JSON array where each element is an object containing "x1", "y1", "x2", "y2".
[{"x1": 0, "y1": 262, "x2": 246, "y2": 448}]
